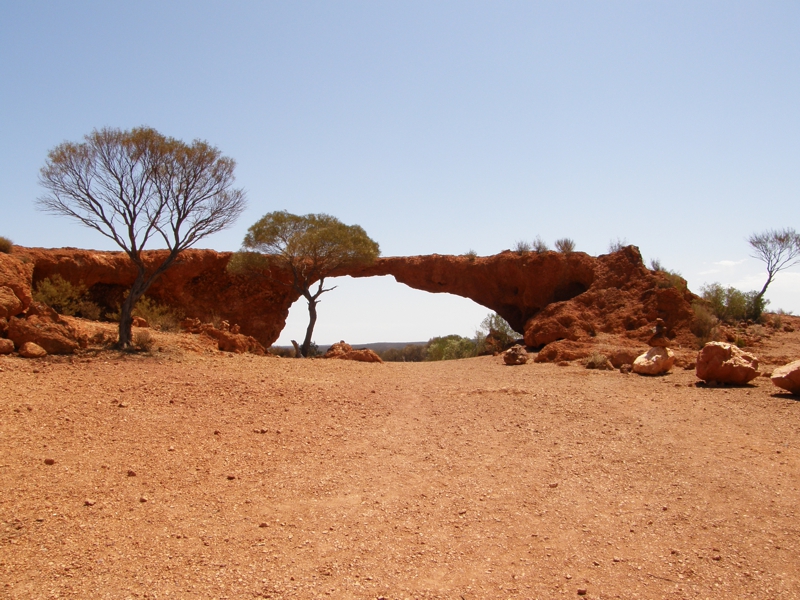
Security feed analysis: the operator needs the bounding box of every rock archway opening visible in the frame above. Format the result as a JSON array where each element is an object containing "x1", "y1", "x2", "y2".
[{"x1": 274, "y1": 276, "x2": 492, "y2": 347}]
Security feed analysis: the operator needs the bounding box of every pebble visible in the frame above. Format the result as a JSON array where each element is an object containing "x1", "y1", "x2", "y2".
[
  {"x1": 139, "y1": 496, "x2": 148, "y2": 503},
  {"x1": 577, "y1": 589, "x2": 587, "y2": 596},
  {"x1": 84, "y1": 499, "x2": 96, "y2": 506},
  {"x1": 213, "y1": 430, "x2": 221, "y2": 435},
  {"x1": 44, "y1": 458, "x2": 55, "y2": 465},
  {"x1": 227, "y1": 475, "x2": 236, "y2": 480},
  {"x1": 127, "y1": 470, "x2": 137, "y2": 477},
  {"x1": 549, "y1": 482, "x2": 559, "y2": 488},
  {"x1": 168, "y1": 446, "x2": 175, "y2": 452}
]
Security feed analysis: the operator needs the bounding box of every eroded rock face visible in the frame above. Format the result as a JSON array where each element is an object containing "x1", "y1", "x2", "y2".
[
  {"x1": 0, "y1": 253, "x2": 33, "y2": 319},
  {"x1": 14, "y1": 245, "x2": 698, "y2": 352},
  {"x1": 771, "y1": 360, "x2": 800, "y2": 395},
  {"x1": 633, "y1": 347, "x2": 675, "y2": 375},
  {"x1": 696, "y1": 342, "x2": 759, "y2": 385},
  {"x1": 20, "y1": 247, "x2": 298, "y2": 348}
]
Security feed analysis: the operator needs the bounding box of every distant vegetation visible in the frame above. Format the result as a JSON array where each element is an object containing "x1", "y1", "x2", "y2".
[
  {"x1": 608, "y1": 238, "x2": 627, "y2": 253},
  {"x1": 0, "y1": 236, "x2": 12, "y2": 253},
  {"x1": 380, "y1": 312, "x2": 520, "y2": 362}
]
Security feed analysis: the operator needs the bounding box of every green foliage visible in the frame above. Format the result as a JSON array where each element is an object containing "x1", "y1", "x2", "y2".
[
  {"x1": 533, "y1": 236, "x2": 549, "y2": 253},
  {"x1": 514, "y1": 240, "x2": 531, "y2": 254},
  {"x1": 380, "y1": 344, "x2": 426, "y2": 362},
  {"x1": 0, "y1": 236, "x2": 12, "y2": 253},
  {"x1": 424, "y1": 335, "x2": 479, "y2": 361},
  {"x1": 700, "y1": 283, "x2": 768, "y2": 323},
  {"x1": 690, "y1": 300, "x2": 719, "y2": 346},
  {"x1": 554, "y1": 238, "x2": 575, "y2": 253},
  {"x1": 231, "y1": 210, "x2": 380, "y2": 358},
  {"x1": 107, "y1": 295, "x2": 182, "y2": 331},
  {"x1": 33, "y1": 275, "x2": 101, "y2": 320},
  {"x1": 133, "y1": 296, "x2": 183, "y2": 331}
]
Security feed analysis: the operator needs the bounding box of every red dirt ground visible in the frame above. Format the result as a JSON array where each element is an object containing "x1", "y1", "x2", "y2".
[{"x1": 1, "y1": 318, "x2": 799, "y2": 599}]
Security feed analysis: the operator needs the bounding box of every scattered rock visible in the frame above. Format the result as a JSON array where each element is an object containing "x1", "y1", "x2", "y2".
[
  {"x1": 323, "y1": 341, "x2": 384, "y2": 363},
  {"x1": 503, "y1": 345, "x2": 529, "y2": 365},
  {"x1": 0, "y1": 338, "x2": 14, "y2": 354},
  {"x1": 577, "y1": 589, "x2": 588, "y2": 596},
  {"x1": 19, "y1": 342, "x2": 47, "y2": 358},
  {"x1": 7, "y1": 309, "x2": 84, "y2": 355},
  {"x1": 127, "y1": 470, "x2": 137, "y2": 477},
  {"x1": 139, "y1": 496, "x2": 148, "y2": 503},
  {"x1": 43, "y1": 458, "x2": 55, "y2": 465},
  {"x1": 696, "y1": 342, "x2": 759, "y2": 385},
  {"x1": 132, "y1": 316, "x2": 149, "y2": 328},
  {"x1": 619, "y1": 364, "x2": 632, "y2": 374},
  {"x1": 633, "y1": 347, "x2": 674, "y2": 375},
  {"x1": 84, "y1": 499, "x2": 96, "y2": 506},
  {"x1": 770, "y1": 359, "x2": 800, "y2": 395}
]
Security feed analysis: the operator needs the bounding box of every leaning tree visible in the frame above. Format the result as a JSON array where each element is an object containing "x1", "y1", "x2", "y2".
[
  {"x1": 228, "y1": 211, "x2": 380, "y2": 357},
  {"x1": 38, "y1": 126, "x2": 247, "y2": 348},
  {"x1": 748, "y1": 227, "x2": 800, "y2": 314}
]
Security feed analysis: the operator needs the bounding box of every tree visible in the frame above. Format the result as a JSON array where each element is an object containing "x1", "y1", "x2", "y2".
[
  {"x1": 748, "y1": 228, "x2": 800, "y2": 313},
  {"x1": 38, "y1": 127, "x2": 246, "y2": 348},
  {"x1": 229, "y1": 211, "x2": 380, "y2": 357}
]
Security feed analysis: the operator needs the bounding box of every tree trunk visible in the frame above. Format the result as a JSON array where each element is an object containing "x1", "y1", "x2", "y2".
[
  {"x1": 117, "y1": 272, "x2": 150, "y2": 349},
  {"x1": 301, "y1": 299, "x2": 318, "y2": 357},
  {"x1": 117, "y1": 251, "x2": 182, "y2": 349}
]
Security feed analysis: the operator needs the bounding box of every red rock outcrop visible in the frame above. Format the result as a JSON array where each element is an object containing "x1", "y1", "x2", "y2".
[
  {"x1": 17, "y1": 247, "x2": 300, "y2": 348},
  {"x1": 345, "y1": 246, "x2": 697, "y2": 355},
  {"x1": 8, "y1": 245, "x2": 698, "y2": 355},
  {"x1": 0, "y1": 252, "x2": 33, "y2": 319}
]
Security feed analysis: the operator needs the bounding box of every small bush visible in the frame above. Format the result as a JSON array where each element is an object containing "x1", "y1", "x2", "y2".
[
  {"x1": 649, "y1": 260, "x2": 687, "y2": 292},
  {"x1": 691, "y1": 301, "x2": 719, "y2": 346},
  {"x1": 608, "y1": 238, "x2": 627, "y2": 253},
  {"x1": 700, "y1": 283, "x2": 767, "y2": 323},
  {"x1": 463, "y1": 249, "x2": 478, "y2": 262},
  {"x1": 585, "y1": 352, "x2": 612, "y2": 370},
  {"x1": 33, "y1": 275, "x2": 102, "y2": 320},
  {"x1": 0, "y1": 236, "x2": 12, "y2": 253},
  {"x1": 650, "y1": 258, "x2": 664, "y2": 271},
  {"x1": 554, "y1": 238, "x2": 575, "y2": 253},
  {"x1": 133, "y1": 330, "x2": 156, "y2": 352},
  {"x1": 424, "y1": 335, "x2": 479, "y2": 361},
  {"x1": 108, "y1": 296, "x2": 183, "y2": 331},
  {"x1": 533, "y1": 237, "x2": 549, "y2": 253},
  {"x1": 133, "y1": 296, "x2": 183, "y2": 332},
  {"x1": 514, "y1": 240, "x2": 531, "y2": 254}
]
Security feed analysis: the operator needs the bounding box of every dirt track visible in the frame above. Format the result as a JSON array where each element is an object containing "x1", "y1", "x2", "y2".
[{"x1": 1, "y1": 332, "x2": 799, "y2": 599}]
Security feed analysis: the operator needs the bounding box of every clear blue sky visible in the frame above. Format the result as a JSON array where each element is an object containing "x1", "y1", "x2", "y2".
[{"x1": 2, "y1": 1, "x2": 798, "y2": 344}]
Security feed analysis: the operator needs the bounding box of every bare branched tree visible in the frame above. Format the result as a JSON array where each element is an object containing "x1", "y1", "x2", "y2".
[
  {"x1": 748, "y1": 227, "x2": 800, "y2": 309},
  {"x1": 38, "y1": 127, "x2": 246, "y2": 348}
]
